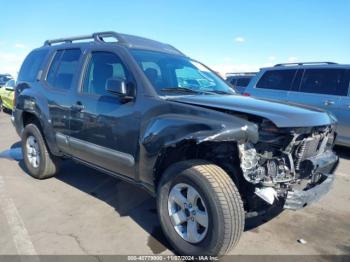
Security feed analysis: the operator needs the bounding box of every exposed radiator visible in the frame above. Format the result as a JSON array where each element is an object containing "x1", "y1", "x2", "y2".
[{"x1": 295, "y1": 133, "x2": 330, "y2": 170}]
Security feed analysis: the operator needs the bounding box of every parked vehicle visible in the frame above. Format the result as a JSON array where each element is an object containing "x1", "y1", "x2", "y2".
[
  {"x1": 244, "y1": 62, "x2": 350, "y2": 147},
  {"x1": 0, "y1": 74, "x2": 13, "y2": 87},
  {"x1": 226, "y1": 72, "x2": 256, "y2": 93},
  {"x1": 12, "y1": 32, "x2": 338, "y2": 256},
  {"x1": 0, "y1": 79, "x2": 16, "y2": 111}
]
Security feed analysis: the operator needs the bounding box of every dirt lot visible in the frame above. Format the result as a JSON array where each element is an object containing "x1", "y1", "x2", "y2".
[{"x1": 0, "y1": 111, "x2": 349, "y2": 257}]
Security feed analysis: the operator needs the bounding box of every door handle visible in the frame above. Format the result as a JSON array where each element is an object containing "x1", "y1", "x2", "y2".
[
  {"x1": 71, "y1": 102, "x2": 85, "y2": 111},
  {"x1": 324, "y1": 100, "x2": 335, "y2": 106}
]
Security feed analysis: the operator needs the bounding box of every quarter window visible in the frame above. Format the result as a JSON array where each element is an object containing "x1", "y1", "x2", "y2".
[
  {"x1": 82, "y1": 52, "x2": 129, "y2": 96},
  {"x1": 256, "y1": 70, "x2": 297, "y2": 90},
  {"x1": 18, "y1": 49, "x2": 49, "y2": 82},
  {"x1": 46, "y1": 49, "x2": 81, "y2": 90},
  {"x1": 300, "y1": 69, "x2": 348, "y2": 96}
]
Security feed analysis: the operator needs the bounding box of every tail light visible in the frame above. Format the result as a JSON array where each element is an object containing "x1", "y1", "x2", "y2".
[{"x1": 242, "y1": 92, "x2": 250, "y2": 96}]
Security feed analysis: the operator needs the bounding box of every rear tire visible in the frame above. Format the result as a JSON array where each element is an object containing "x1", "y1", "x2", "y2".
[
  {"x1": 21, "y1": 123, "x2": 60, "y2": 179},
  {"x1": 157, "y1": 160, "x2": 244, "y2": 256}
]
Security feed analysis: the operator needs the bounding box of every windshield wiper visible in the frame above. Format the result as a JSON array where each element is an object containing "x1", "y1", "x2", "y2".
[
  {"x1": 160, "y1": 87, "x2": 203, "y2": 94},
  {"x1": 206, "y1": 90, "x2": 233, "y2": 95}
]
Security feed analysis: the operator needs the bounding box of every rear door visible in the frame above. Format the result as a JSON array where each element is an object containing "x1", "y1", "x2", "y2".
[
  {"x1": 287, "y1": 68, "x2": 349, "y2": 144},
  {"x1": 248, "y1": 69, "x2": 298, "y2": 101},
  {"x1": 336, "y1": 69, "x2": 350, "y2": 145},
  {"x1": 43, "y1": 48, "x2": 83, "y2": 152}
]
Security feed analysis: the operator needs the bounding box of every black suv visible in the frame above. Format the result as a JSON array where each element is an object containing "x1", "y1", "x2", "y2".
[{"x1": 13, "y1": 32, "x2": 338, "y2": 256}]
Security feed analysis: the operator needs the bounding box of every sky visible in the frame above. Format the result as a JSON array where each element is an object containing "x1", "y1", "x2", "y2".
[{"x1": 0, "y1": 0, "x2": 349, "y2": 77}]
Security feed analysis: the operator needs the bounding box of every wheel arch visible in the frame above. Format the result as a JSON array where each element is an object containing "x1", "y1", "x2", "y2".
[
  {"x1": 137, "y1": 112, "x2": 258, "y2": 194},
  {"x1": 20, "y1": 110, "x2": 62, "y2": 156},
  {"x1": 153, "y1": 139, "x2": 244, "y2": 194}
]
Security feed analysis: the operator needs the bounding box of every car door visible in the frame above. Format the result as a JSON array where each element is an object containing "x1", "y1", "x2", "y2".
[
  {"x1": 287, "y1": 68, "x2": 349, "y2": 144},
  {"x1": 43, "y1": 48, "x2": 82, "y2": 148},
  {"x1": 1, "y1": 82, "x2": 9, "y2": 108},
  {"x1": 248, "y1": 69, "x2": 297, "y2": 101},
  {"x1": 335, "y1": 69, "x2": 350, "y2": 145},
  {"x1": 69, "y1": 49, "x2": 139, "y2": 178},
  {"x1": 0, "y1": 85, "x2": 7, "y2": 109},
  {"x1": 2, "y1": 80, "x2": 14, "y2": 109},
  {"x1": 4, "y1": 80, "x2": 15, "y2": 109}
]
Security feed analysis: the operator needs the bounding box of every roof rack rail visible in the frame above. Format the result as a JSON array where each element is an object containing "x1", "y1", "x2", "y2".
[
  {"x1": 43, "y1": 31, "x2": 126, "y2": 46},
  {"x1": 226, "y1": 72, "x2": 257, "y2": 76},
  {"x1": 274, "y1": 62, "x2": 337, "y2": 67}
]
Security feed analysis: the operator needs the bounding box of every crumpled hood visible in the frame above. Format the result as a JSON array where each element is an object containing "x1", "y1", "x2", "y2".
[{"x1": 168, "y1": 95, "x2": 336, "y2": 128}]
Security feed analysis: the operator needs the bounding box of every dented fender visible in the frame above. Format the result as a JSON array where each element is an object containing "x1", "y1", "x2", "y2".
[
  {"x1": 142, "y1": 114, "x2": 258, "y2": 151},
  {"x1": 137, "y1": 106, "x2": 259, "y2": 190}
]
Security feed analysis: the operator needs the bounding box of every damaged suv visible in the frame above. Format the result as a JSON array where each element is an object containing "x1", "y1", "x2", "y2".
[{"x1": 12, "y1": 32, "x2": 338, "y2": 256}]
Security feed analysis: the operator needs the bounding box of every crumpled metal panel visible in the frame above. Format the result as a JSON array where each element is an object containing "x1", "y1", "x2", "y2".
[{"x1": 284, "y1": 174, "x2": 335, "y2": 210}]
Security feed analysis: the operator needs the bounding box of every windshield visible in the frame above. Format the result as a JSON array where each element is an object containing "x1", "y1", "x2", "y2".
[{"x1": 131, "y1": 50, "x2": 235, "y2": 95}]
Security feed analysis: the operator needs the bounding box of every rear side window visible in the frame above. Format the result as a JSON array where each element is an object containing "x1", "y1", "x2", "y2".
[
  {"x1": 236, "y1": 77, "x2": 251, "y2": 87},
  {"x1": 300, "y1": 69, "x2": 348, "y2": 96},
  {"x1": 18, "y1": 49, "x2": 49, "y2": 82},
  {"x1": 256, "y1": 69, "x2": 297, "y2": 90},
  {"x1": 46, "y1": 49, "x2": 81, "y2": 90}
]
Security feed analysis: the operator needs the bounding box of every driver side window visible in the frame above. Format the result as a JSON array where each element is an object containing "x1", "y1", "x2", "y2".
[{"x1": 82, "y1": 51, "x2": 127, "y2": 96}]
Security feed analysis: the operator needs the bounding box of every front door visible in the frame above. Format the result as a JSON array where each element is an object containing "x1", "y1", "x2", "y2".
[{"x1": 69, "y1": 50, "x2": 139, "y2": 178}]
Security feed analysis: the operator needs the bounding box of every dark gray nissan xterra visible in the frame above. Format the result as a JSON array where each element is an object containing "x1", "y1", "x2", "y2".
[{"x1": 12, "y1": 32, "x2": 338, "y2": 256}]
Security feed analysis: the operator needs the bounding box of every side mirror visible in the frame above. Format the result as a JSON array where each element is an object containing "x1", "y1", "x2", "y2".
[{"x1": 106, "y1": 78, "x2": 135, "y2": 101}]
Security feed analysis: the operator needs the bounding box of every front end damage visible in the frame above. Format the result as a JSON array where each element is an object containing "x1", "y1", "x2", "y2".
[{"x1": 238, "y1": 120, "x2": 338, "y2": 210}]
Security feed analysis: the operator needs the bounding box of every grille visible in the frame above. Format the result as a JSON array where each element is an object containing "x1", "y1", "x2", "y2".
[{"x1": 295, "y1": 133, "x2": 330, "y2": 170}]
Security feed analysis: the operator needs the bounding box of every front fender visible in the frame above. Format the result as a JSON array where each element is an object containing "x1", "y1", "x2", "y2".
[{"x1": 137, "y1": 112, "x2": 258, "y2": 190}]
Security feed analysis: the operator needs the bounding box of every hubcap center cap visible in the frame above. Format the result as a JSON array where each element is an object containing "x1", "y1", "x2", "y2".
[{"x1": 184, "y1": 208, "x2": 191, "y2": 217}]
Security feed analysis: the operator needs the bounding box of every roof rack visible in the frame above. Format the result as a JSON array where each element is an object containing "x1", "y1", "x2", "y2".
[
  {"x1": 274, "y1": 62, "x2": 337, "y2": 67},
  {"x1": 43, "y1": 31, "x2": 126, "y2": 46}
]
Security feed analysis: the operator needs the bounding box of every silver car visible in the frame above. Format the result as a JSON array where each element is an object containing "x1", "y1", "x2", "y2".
[{"x1": 244, "y1": 62, "x2": 350, "y2": 147}]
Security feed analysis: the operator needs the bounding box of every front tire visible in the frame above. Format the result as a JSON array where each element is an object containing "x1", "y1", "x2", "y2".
[
  {"x1": 21, "y1": 123, "x2": 60, "y2": 179},
  {"x1": 157, "y1": 160, "x2": 244, "y2": 256}
]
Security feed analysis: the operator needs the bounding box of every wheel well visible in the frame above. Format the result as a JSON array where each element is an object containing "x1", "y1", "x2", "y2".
[
  {"x1": 154, "y1": 140, "x2": 242, "y2": 190},
  {"x1": 22, "y1": 111, "x2": 43, "y2": 133}
]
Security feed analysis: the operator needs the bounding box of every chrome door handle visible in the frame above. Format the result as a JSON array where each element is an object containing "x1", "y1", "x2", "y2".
[{"x1": 324, "y1": 100, "x2": 335, "y2": 106}]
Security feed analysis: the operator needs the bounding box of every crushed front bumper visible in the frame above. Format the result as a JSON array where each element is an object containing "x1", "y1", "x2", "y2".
[
  {"x1": 284, "y1": 173, "x2": 335, "y2": 209},
  {"x1": 284, "y1": 150, "x2": 338, "y2": 210}
]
